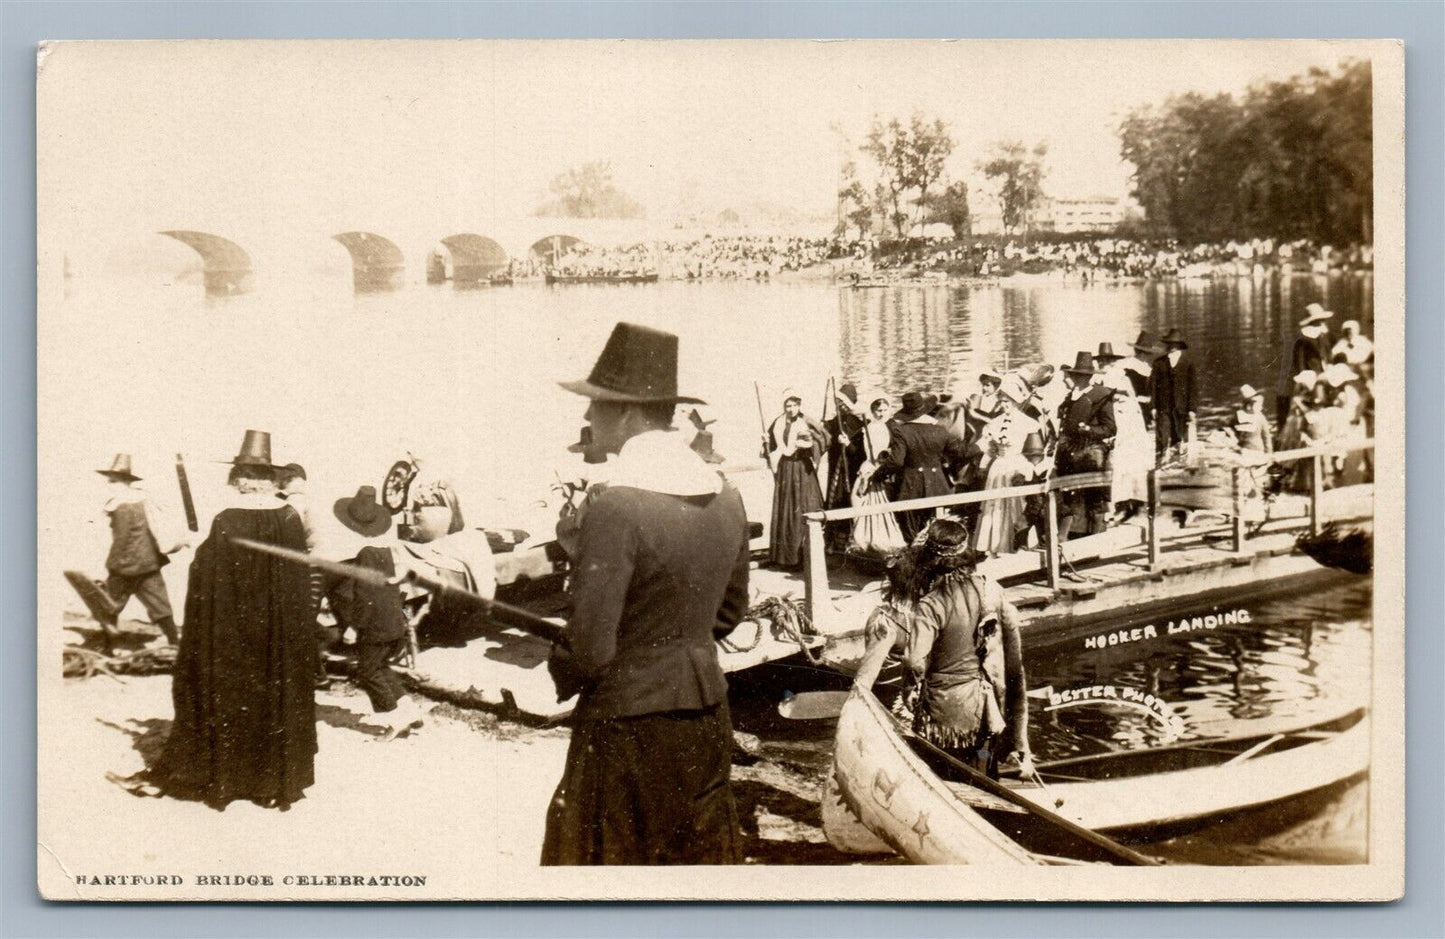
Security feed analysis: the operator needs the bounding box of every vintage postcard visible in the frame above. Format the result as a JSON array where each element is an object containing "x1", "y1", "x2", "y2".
[{"x1": 37, "y1": 39, "x2": 1404, "y2": 901}]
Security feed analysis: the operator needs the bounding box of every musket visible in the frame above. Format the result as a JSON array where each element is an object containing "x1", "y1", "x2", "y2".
[
  {"x1": 753, "y1": 380, "x2": 770, "y2": 461},
  {"x1": 175, "y1": 453, "x2": 199, "y2": 532},
  {"x1": 230, "y1": 536, "x2": 568, "y2": 646}
]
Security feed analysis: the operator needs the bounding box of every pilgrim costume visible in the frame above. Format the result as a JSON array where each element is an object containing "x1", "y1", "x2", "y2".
[
  {"x1": 1150, "y1": 329, "x2": 1196, "y2": 458},
  {"x1": 1056, "y1": 353, "x2": 1117, "y2": 539},
  {"x1": 96, "y1": 454, "x2": 184, "y2": 645},
  {"x1": 766, "y1": 397, "x2": 831, "y2": 568},
  {"x1": 543, "y1": 323, "x2": 749, "y2": 865},
  {"x1": 877, "y1": 391, "x2": 971, "y2": 542},
  {"x1": 152, "y1": 430, "x2": 317, "y2": 809}
]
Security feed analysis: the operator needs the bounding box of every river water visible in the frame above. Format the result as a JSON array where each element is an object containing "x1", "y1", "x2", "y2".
[
  {"x1": 730, "y1": 575, "x2": 1373, "y2": 865},
  {"x1": 50, "y1": 266, "x2": 1374, "y2": 864},
  {"x1": 50, "y1": 267, "x2": 1373, "y2": 542}
]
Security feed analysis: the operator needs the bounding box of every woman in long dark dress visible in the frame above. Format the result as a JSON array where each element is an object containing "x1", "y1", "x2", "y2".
[
  {"x1": 766, "y1": 395, "x2": 830, "y2": 568},
  {"x1": 139, "y1": 432, "x2": 317, "y2": 810}
]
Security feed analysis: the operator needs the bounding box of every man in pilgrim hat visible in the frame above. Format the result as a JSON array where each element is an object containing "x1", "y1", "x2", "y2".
[
  {"x1": 324, "y1": 485, "x2": 427, "y2": 739},
  {"x1": 874, "y1": 390, "x2": 971, "y2": 543},
  {"x1": 95, "y1": 453, "x2": 187, "y2": 646},
  {"x1": 140, "y1": 430, "x2": 318, "y2": 810},
  {"x1": 542, "y1": 323, "x2": 750, "y2": 865},
  {"x1": 1150, "y1": 328, "x2": 1196, "y2": 460},
  {"x1": 1056, "y1": 353, "x2": 1117, "y2": 541}
]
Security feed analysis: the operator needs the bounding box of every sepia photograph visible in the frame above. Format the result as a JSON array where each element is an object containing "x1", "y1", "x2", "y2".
[{"x1": 35, "y1": 38, "x2": 1404, "y2": 901}]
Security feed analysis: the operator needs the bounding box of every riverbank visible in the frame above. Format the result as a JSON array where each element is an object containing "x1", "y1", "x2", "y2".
[{"x1": 49, "y1": 624, "x2": 861, "y2": 896}]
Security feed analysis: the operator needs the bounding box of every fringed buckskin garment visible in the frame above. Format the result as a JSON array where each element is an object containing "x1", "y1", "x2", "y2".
[
  {"x1": 903, "y1": 571, "x2": 1027, "y2": 772},
  {"x1": 156, "y1": 503, "x2": 317, "y2": 808},
  {"x1": 542, "y1": 430, "x2": 750, "y2": 865}
]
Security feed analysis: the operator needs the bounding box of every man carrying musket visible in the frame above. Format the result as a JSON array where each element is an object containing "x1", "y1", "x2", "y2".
[{"x1": 542, "y1": 322, "x2": 751, "y2": 865}]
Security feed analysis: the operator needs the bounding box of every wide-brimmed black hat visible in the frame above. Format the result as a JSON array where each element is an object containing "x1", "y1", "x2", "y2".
[
  {"x1": 894, "y1": 391, "x2": 935, "y2": 422},
  {"x1": 837, "y1": 382, "x2": 858, "y2": 406},
  {"x1": 559, "y1": 322, "x2": 704, "y2": 404},
  {"x1": 1160, "y1": 328, "x2": 1189, "y2": 350},
  {"x1": 221, "y1": 429, "x2": 280, "y2": 469},
  {"x1": 1063, "y1": 351, "x2": 1100, "y2": 376},
  {"x1": 1022, "y1": 432, "x2": 1046, "y2": 458},
  {"x1": 1131, "y1": 330, "x2": 1164, "y2": 355},
  {"x1": 334, "y1": 485, "x2": 392, "y2": 538},
  {"x1": 1094, "y1": 342, "x2": 1123, "y2": 363},
  {"x1": 97, "y1": 453, "x2": 140, "y2": 483}
]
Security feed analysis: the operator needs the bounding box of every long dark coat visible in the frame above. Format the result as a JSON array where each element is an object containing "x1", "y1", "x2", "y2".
[
  {"x1": 879, "y1": 420, "x2": 970, "y2": 541},
  {"x1": 157, "y1": 506, "x2": 317, "y2": 808},
  {"x1": 1150, "y1": 354, "x2": 1196, "y2": 452}
]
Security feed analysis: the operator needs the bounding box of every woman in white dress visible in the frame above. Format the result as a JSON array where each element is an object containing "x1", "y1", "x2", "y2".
[
  {"x1": 970, "y1": 379, "x2": 1039, "y2": 556},
  {"x1": 1097, "y1": 342, "x2": 1152, "y2": 515},
  {"x1": 850, "y1": 398, "x2": 907, "y2": 555}
]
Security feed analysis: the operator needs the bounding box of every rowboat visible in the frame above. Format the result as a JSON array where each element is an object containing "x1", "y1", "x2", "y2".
[
  {"x1": 544, "y1": 272, "x2": 659, "y2": 285},
  {"x1": 824, "y1": 682, "x2": 1369, "y2": 863},
  {"x1": 823, "y1": 686, "x2": 1143, "y2": 864}
]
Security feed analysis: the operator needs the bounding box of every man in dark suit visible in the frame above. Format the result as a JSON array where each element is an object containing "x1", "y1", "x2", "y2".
[
  {"x1": 1056, "y1": 353, "x2": 1117, "y2": 540},
  {"x1": 875, "y1": 391, "x2": 971, "y2": 542},
  {"x1": 1150, "y1": 328, "x2": 1196, "y2": 460},
  {"x1": 543, "y1": 322, "x2": 751, "y2": 866}
]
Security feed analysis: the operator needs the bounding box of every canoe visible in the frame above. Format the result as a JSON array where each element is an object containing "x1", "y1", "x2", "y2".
[
  {"x1": 825, "y1": 685, "x2": 1369, "y2": 862},
  {"x1": 824, "y1": 686, "x2": 1144, "y2": 864},
  {"x1": 963, "y1": 704, "x2": 1369, "y2": 838},
  {"x1": 544, "y1": 272, "x2": 659, "y2": 285}
]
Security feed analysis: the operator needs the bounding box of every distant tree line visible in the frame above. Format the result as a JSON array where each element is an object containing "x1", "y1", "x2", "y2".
[
  {"x1": 837, "y1": 113, "x2": 1049, "y2": 241},
  {"x1": 1118, "y1": 59, "x2": 1372, "y2": 245},
  {"x1": 536, "y1": 161, "x2": 644, "y2": 219}
]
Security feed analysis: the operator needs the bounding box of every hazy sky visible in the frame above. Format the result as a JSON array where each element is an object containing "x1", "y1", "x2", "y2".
[{"x1": 40, "y1": 39, "x2": 1359, "y2": 240}]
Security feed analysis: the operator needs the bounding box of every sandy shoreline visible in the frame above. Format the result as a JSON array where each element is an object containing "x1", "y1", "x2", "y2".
[{"x1": 46, "y1": 616, "x2": 861, "y2": 897}]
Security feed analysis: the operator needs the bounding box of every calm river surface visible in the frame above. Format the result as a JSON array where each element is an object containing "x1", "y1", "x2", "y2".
[
  {"x1": 53, "y1": 267, "x2": 1376, "y2": 864},
  {"x1": 54, "y1": 268, "x2": 1374, "y2": 537},
  {"x1": 730, "y1": 576, "x2": 1372, "y2": 865}
]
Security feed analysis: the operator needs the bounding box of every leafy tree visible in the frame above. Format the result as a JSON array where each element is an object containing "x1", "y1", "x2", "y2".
[
  {"x1": 536, "y1": 161, "x2": 644, "y2": 219},
  {"x1": 978, "y1": 141, "x2": 1050, "y2": 236},
  {"x1": 1118, "y1": 60, "x2": 1371, "y2": 244},
  {"x1": 857, "y1": 113, "x2": 955, "y2": 238},
  {"x1": 925, "y1": 180, "x2": 972, "y2": 240}
]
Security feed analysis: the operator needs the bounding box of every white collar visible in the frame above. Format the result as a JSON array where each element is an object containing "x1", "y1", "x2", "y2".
[
  {"x1": 103, "y1": 489, "x2": 145, "y2": 513},
  {"x1": 605, "y1": 429, "x2": 723, "y2": 497},
  {"x1": 907, "y1": 414, "x2": 937, "y2": 425}
]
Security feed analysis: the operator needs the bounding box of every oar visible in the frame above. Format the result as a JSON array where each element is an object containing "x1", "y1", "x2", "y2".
[
  {"x1": 784, "y1": 684, "x2": 1054, "y2": 720},
  {"x1": 895, "y1": 718, "x2": 1160, "y2": 867},
  {"x1": 230, "y1": 536, "x2": 568, "y2": 646}
]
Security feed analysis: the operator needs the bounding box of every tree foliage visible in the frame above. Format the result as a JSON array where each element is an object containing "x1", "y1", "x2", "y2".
[
  {"x1": 536, "y1": 161, "x2": 644, "y2": 219},
  {"x1": 846, "y1": 113, "x2": 956, "y2": 238},
  {"x1": 1118, "y1": 60, "x2": 1372, "y2": 244},
  {"x1": 924, "y1": 180, "x2": 973, "y2": 240},
  {"x1": 978, "y1": 141, "x2": 1050, "y2": 236}
]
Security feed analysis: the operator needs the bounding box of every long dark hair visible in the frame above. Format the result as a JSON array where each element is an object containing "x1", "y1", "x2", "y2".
[{"x1": 914, "y1": 517, "x2": 982, "y2": 595}]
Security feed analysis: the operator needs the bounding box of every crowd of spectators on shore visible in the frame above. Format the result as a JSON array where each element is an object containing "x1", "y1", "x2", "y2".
[
  {"x1": 870, "y1": 236, "x2": 1374, "y2": 280},
  {"x1": 498, "y1": 231, "x2": 1372, "y2": 284}
]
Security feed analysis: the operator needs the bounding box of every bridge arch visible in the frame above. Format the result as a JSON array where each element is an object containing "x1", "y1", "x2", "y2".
[
  {"x1": 332, "y1": 232, "x2": 405, "y2": 292},
  {"x1": 440, "y1": 234, "x2": 509, "y2": 287},
  {"x1": 158, "y1": 230, "x2": 253, "y2": 297},
  {"x1": 529, "y1": 234, "x2": 582, "y2": 265}
]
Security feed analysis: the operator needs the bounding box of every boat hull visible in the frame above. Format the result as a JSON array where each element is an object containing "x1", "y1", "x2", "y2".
[{"x1": 825, "y1": 686, "x2": 1037, "y2": 864}]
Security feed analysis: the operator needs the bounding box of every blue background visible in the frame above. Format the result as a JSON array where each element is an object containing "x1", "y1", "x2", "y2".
[{"x1": 3, "y1": 2, "x2": 1440, "y2": 936}]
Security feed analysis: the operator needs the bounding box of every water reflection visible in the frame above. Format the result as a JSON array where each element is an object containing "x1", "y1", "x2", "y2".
[
  {"x1": 1027, "y1": 577, "x2": 1372, "y2": 762},
  {"x1": 840, "y1": 272, "x2": 1373, "y2": 429}
]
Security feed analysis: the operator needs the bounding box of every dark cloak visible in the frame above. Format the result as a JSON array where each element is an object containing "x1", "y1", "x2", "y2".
[{"x1": 156, "y1": 507, "x2": 317, "y2": 807}]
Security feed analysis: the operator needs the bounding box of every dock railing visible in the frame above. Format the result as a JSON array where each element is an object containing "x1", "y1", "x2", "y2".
[{"x1": 800, "y1": 438, "x2": 1374, "y2": 629}]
